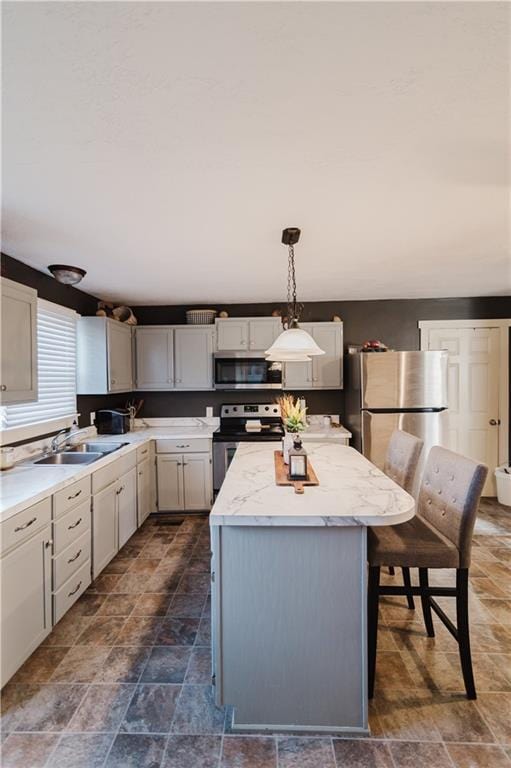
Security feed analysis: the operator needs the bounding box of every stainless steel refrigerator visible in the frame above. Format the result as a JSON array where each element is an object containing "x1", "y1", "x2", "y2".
[{"x1": 345, "y1": 351, "x2": 448, "y2": 493}]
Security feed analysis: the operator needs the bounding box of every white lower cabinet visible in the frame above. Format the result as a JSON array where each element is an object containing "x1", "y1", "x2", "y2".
[
  {"x1": 92, "y1": 481, "x2": 118, "y2": 579},
  {"x1": 157, "y1": 455, "x2": 184, "y2": 511},
  {"x1": 137, "y1": 457, "x2": 152, "y2": 525},
  {"x1": 157, "y1": 443, "x2": 212, "y2": 512},
  {"x1": 118, "y1": 467, "x2": 137, "y2": 549},
  {"x1": 1, "y1": 523, "x2": 52, "y2": 687}
]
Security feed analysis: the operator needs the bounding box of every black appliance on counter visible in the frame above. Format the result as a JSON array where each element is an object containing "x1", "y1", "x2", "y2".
[
  {"x1": 95, "y1": 408, "x2": 130, "y2": 435},
  {"x1": 213, "y1": 403, "x2": 284, "y2": 491}
]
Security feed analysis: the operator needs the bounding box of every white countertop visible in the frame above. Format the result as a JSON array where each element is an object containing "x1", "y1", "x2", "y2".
[
  {"x1": 210, "y1": 442, "x2": 415, "y2": 528},
  {"x1": 301, "y1": 423, "x2": 351, "y2": 441},
  {"x1": 0, "y1": 424, "x2": 216, "y2": 523}
]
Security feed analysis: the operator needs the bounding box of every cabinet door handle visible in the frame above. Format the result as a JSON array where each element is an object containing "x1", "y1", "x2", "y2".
[
  {"x1": 111, "y1": 379, "x2": 116, "y2": 384},
  {"x1": 67, "y1": 517, "x2": 82, "y2": 530},
  {"x1": 67, "y1": 489, "x2": 82, "y2": 500},
  {"x1": 116, "y1": 485, "x2": 125, "y2": 495},
  {"x1": 489, "y1": 418, "x2": 501, "y2": 426},
  {"x1": 0, "y1": 384, "x2": 6, "y2": 391},
  {"x1": 182, "y1": 462, "x2": 188, "y2": 466},
  {"x1": 14, "y1": 517, "x2": 37, "y2": 532},
  {"x1": 68, "y1": 580, "x2": 82, "y2": 597},
  {"x1": 67, "y1": 548, "x2": 82, "y2": 564}
]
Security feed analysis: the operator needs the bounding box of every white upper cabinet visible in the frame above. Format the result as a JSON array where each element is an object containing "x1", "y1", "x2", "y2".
[
  {"x1": 216, "y1": 319, "x2": 249, "y2": 351},
  {"x1": 135, "y1": 327, "x2": 174, "y2": 390},
  {"x1": 0, "y1": 278, "x2": 37, "y2": 404},
  {"x1": 174, "y1": 327, "x2": 214, "y2": 389},
  {"x1": 77, "y1": 317, "x2": 133, "y2": 394},
  {"x1": 134, "y1": 325, "x2": 214, "y2": 391},
  {"x1": 284, "y1": 322, "x2": 343, "y2": 390},
  {"x1": 215, "y1": 317, "x2": 281, "y2": 352}
]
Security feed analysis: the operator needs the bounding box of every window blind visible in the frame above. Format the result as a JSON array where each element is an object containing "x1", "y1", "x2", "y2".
[{"x1": 0, "y1": 299, "x2": 77, "y2": 429}]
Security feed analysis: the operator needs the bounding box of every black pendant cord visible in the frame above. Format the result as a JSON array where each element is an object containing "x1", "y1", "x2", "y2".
[{"x1": 287, "y1": 244, "x2": 303, "y2": 328}]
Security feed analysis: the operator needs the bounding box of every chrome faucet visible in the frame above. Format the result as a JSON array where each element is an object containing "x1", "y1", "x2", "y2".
[{"x1": 50, "y1": 427, "x2": 89, "y2": 453}]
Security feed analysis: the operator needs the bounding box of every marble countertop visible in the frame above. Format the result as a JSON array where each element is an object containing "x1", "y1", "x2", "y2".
[
  {"x1": 0, "y1": 421, "x2": 217, "y2": 522},
  {"x1": 210, "y1": 442, "x2": 415, "y2": 528},
  {"x1": 301, "y1": 423, "x2": 351, "y2": 441}
]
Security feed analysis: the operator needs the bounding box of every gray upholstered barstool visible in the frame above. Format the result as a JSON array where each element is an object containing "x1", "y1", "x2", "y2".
[
  {"x1": 383, "y1": 429, "x2": 424, "y2": 609},
  {"x1": 368, "y1": 446, "x2": 488, "y2": 700}
]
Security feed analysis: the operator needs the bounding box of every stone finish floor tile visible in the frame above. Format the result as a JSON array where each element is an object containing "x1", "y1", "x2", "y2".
[
  {"x1": 277, "y1": 736, "x2": 335, "y2": 767},
  {"x1": 171, "y1": 685, "x2": 225, "y2": 734},
  {"x1": 221, "y1": 736, "x2": 277, "y2": 768},
  {"x1": 47, "y1": 733, "x2": 115, "y2": 768},
  {"x1": 105, "y1": 733, "x2": 166, "y2": 767},
  {"x1": 120, "y1": 683, "x2": 181, "y2": 734},
  {"x1": 1, "y1": 732, "x2": 59, "y2": 767},
  {"x1": 162, "y1": 734, "x2": 222, "y2": 768},
  {"x1": 141, "y1": 646, "x2": 192, "y2": 684},
  {"x1": 68, "y1": 684, "x2": 135, "y2": 732},
  {"x1": 446, "y1": 743, "x2": 511, "y2": 767},
  {"x1": 2, "y1": 507, "x2": 510, "y2": 768}
]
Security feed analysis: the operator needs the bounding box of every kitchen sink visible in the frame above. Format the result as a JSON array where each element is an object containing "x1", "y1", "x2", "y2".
[
  {"x1": 34, "y1": 452, "x2": 103, "y2": 465},
  {"x1": 67, "y1": 442, "x2": 127, "y2": 454}
]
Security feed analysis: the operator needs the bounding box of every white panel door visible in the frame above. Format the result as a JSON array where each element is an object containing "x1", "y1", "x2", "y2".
[
  {"x1": 216, "y1": 320, "x2": 248, "y2": 351},
  {"x1": 117, "y1": 467, "x2": 138, "y2": 548},
  {"x1": 0, "y1": 524, "x2": 52, "y2": 687},
  {"x1": 157, "y1": 455, "x2": 184, "y2": 511},
  {"x1": 427, "y1": 327, "x2": 500, "y2": 495},
  {"x1": 135, "y1": 328, "x2": 174, "y2": 389},
  {"x1": 174, "y1": 327, "x2": 214, "y2": 389},
  {"x1": 312, "y1": 325, "x2": 342, "y2": 388},
  {"x1": 183, "y1": 453, "x2": 212, "y2": 510},
  {"x1": 0, "y1": 278, "x2": 37, "y2": 404},
  {"x1": 248, "y1": 319, "x2": 281, "y2": 351},
  {"x1": 137, "y1": 457, "x2": 152, "y2": 525},
  {"x1": 107, "y1": 321, "x2": 133, "y2": 392},
  {"x1": 92, "y1": 482, "x2": 118, "y2": 578}
]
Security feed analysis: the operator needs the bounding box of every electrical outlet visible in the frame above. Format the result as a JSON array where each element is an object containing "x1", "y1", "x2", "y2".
[
  {"x1": 90, "y1": 411, "x2": 96, "y2": 426},
  {"x1": 206, "y1": 406, "x2": 213, "y2": 418}
]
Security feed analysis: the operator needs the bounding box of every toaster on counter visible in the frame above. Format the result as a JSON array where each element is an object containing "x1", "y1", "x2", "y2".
[{"x1": 95, "y1": 409, "x2": 130, "y2": 435}]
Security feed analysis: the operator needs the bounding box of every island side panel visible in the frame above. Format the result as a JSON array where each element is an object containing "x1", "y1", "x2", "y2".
[{"x1": 213, "y1": 524, "x2": 368, "y2": 732}]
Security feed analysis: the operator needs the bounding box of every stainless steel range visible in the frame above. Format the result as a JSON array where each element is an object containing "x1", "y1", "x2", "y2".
[{"x1": 212, "y1": 403, "x2": 283, "y2": 491}]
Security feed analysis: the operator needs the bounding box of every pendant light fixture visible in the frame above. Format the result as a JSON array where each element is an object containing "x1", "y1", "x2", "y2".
[{"x1": 265, "y1": 228, "x2": 324, "y2": 361}]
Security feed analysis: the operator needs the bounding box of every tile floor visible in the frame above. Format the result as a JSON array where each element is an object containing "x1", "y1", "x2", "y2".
[{"x1": 1, "y1": 499, "x2": 511, "y2": 767}]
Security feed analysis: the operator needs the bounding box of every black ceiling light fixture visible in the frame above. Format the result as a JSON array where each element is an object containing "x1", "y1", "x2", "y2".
[{"x1": 48, "y1": 264, "x2": 87, "y2": 285}]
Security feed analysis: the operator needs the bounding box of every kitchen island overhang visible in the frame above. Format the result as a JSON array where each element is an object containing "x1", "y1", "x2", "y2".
[{"x1": 210, "y1": 442, "x2": 415, "y2": 734}]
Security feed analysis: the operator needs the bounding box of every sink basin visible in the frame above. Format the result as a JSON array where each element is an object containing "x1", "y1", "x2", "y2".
[
  {"x1": 67, "y1": 442, "x2": 127, "y2": 454},
  {"x1": 34, "y1": 452, "x2": 103, "y2": 465}
]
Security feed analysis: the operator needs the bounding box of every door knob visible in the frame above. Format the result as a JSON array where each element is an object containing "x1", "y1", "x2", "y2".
[{"x1": 489, "y1": 419, "x2": 501, "y2": 426}]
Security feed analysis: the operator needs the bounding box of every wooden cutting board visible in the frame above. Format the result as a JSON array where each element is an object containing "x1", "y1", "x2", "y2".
[{"x1": 274, "y1": 450, "x2": 319, "y2": 494}]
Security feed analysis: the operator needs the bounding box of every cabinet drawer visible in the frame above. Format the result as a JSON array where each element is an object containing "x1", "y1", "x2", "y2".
[
  {"x1": 92, "y1": 451, "x2": 136, "y2": 494},
  {"x1": 136, "y1": 443, "x2": 151, "y2": 462},
  {"x1": 53, "y1": 498, "x2": 91, "y2": 555},
  {"x1": 53, "y1": 530, "x2": 91, "y2": 591},
  {"x1": 156, "y1": 438, "x2": 210, "y2": 454},
  {"x1": 1, "y1": 497, "x2": 52, "y2": 554},
  {"x1": 53, "y1": 476, "x2": 91, "y2": 519},
  {"x1": 53, "y1": 559, "x2": 91, "y2": 624}
]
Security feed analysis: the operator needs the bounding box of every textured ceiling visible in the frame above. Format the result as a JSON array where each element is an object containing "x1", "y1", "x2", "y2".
[{"x1": 2, "y1": 1, "x2": 510, "y2": 304}]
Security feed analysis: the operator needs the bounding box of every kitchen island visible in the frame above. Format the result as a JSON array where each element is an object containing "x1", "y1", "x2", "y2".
[{"x1": 209, "y1": 442, "x2": 415, "y2": 734}]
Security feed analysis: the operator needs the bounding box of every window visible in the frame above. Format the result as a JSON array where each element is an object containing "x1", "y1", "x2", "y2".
[{"x1": 1, "y1": 299, "x2": 77, "y2": 434}]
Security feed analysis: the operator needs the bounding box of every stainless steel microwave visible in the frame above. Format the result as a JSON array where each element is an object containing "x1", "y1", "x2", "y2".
[{"x1": 213, "y1": 352, "x2": 282, "y2": 390}]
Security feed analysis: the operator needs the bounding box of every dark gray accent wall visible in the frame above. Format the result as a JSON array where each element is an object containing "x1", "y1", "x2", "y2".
[
  {"x1": 3, "y1": 253, "x2": 510, "y2": 426},
  {"x1": 132, "y1": 296, "x2": 511, "y2": 418}
]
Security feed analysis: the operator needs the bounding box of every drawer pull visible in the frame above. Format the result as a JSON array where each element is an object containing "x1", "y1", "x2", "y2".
[
  {"x1": 68, "y1": 580, "x2": 82, "y2": 597},
  {"x1": 14, "y1": 517, "x2": 37, "y2": 532},
  {"x1": 68, "y1": 517, "x2": 82, "y2": 530},
  {"x1": 67, "y1": 489, "x2": 82, "y2": 500},
  {"x1": 67, "y1": 548, "x2": 82, "y2": 564},
  {"x1": 176, "y1": 444, "x2": 190, "y2": 448},
  {"x1": 140, "y1": 448, "x2": 148, "y2": 455}
]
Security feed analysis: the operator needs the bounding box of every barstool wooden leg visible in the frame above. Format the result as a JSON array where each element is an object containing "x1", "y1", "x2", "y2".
[
  {"x1": 402, "y1": 567, "x2": 415, "y2": 610},
  {"x1": 368, "y1": 566, "x2": 380, "y2": 699},
  {"x1": 419, "y1": 568, "x2": 435, "y2": 637},
  {"x1": 456, "y1": 568, "x2": 476, "y2": 699}
]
